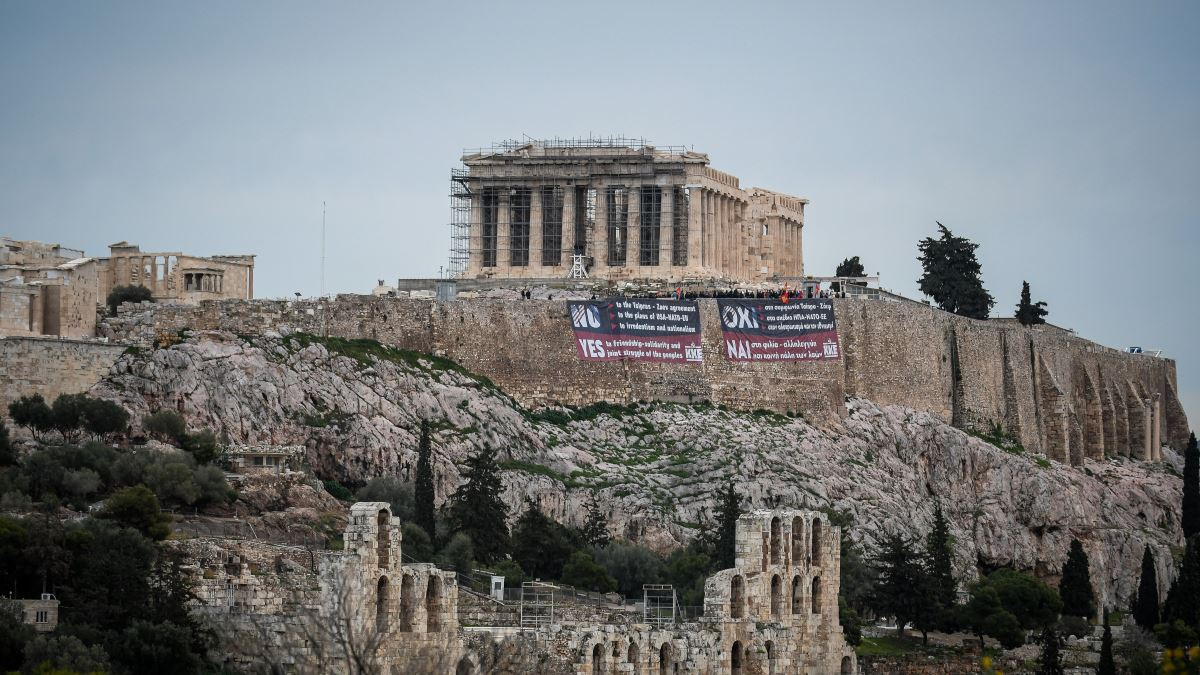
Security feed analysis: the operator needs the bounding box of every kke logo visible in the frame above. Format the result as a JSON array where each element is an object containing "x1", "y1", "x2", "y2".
[
  {"x1": 571, "y1": 304, "x2": 601, "y2": 329},
  {"x1": 721, "y1": 305, "x2": 758, "y2": 329},
  {"x1": 684, "y1": 344, "x2": 704, "y2": 362},
  {"x1": 822, "y1": 340, "x2": 840, "y2": 358}
]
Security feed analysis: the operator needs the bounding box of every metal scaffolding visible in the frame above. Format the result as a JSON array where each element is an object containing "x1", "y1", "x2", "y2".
[
  {"x1": 520, "y1": 582, "x2": 555, "y2": 628},
  {"x1": 643, "y1": 584, "x2": 677, "y2": 626},
  {"x1": 447, "y1": 168, "x2": 471, "y2": 278}
]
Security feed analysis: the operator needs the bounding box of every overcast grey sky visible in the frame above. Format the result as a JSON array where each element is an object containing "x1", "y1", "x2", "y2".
[{"x1": 1, "y1": 1, "x2": 1197, "y2": 427}]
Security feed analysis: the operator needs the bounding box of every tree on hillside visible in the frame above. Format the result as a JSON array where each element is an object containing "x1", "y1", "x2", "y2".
[
  {"x1": 510, "y1": 500, "x2": 575, "y2": 580},
  {"x1": 874, "y1": 533, "x2": 937, "y2": 641},
  {"x1": 448, "y1": 445, "x2": 509, "y2": 564},
  {"x1": 414, "y1": 420, "x2": 437, "y2": 542},
  {"x1": 1038, "y1": 625, "x2": 1064, "y2": 675},
  {"x1": 925, "y1": 500, "x2": 957, "y2": 621},
  {"x1": 1098, "y1": 609, "x2": 1116, "y2": 675},
  {"x1": 1015, "y1": 281, "x2": 1049, "y2": 326},
  {"x1": 0, "y1": 421, "x2": 13, "y2": 467},
  {"x1": 107, "y1": 284, "x2": 153, "y2": 316},
  {"x1": 1133, "y1": 545, "x2": 1160, "y2": 629},
  {"x1": 987, "y1": 569, "x2": 1062, "y2": 629},
  {"x1": 8, "y1": 394, "x2": 54, "y2": 441},
  {"x1": 835, "y1": 256, "x2": 866, "y2": 278},
  {"x1": 581, "y1": 494, "x2": 610, "y2": 548},
  {"x1": 712, "y1": 482, "x2": 742, "y2": 570},
  {"x1": 958, "y1": 581, "x2": 1024, "y2": 648},
  {"x1": 1184, "y1": 433, "x2": 1200, "y2": 539},
  {"x1": 1059, "y1": 539, "x2": 1096, "y2": 619},
  {"x1": 916, "y1": 222, "x2": 994, "y2": 319},
  {"x1": 1164, "y1": 536, "x2": 1200, "y2": 628},
  {"x1": 143, "y1": 410, "x2": 187, "y2": 445}
]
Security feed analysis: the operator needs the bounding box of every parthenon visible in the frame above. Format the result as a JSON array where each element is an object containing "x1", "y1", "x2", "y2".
[{"x1": 450, "y1": 138, "x2": 807, "y2": 283}]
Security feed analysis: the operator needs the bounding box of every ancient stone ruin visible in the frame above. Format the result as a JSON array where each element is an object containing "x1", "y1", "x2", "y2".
[{"x1": 186, "y1": 503, "x2": 855, "y2": 674}]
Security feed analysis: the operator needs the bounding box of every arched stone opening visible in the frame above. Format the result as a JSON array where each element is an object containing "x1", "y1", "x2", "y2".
[
  {"x1": 765, "y1": 641, "x2": 776, "y2": 675},
  {"x1": 770, "y1": 516, "x2": 782, "y2": 565},
  {"x1": 1100, "y1": 380, "x2": 1118, "y2": 455},
  {"x1": 375, "y1": 575, "x2": 389, "y2": 631},
  {"x1": 841, "y1": 655, "x2": 854, "y2": 674},
  {"x1": 376, "y1": 508, "x2": 390, "y2": 569},
  {"x1": 791, "y1": 516, "x2": 803, "y2": 563},
  {"x1": 592, "y1": 643, "x2": 607, "y2": 673},
  {"x1": 628, "y1": 642, "x2": 640, "y2": 673},
  {"x1": 1112, "y1": 386, "x2": 1130, "y2": 456},
  {"x1": 612, "y1": 641, "x2": 622, "y2": 663},
  {"x1": 811, "y1": 518, "x2": 822, "y2": 564},
  {"x1": 426, "y1": 575, "x2": 442, "y2": 632},
  {"x1": 730, "y1": 575, "x2": 745, "y2": 619},
  {"x1": 455, "y1": 656, "x2": 475, "y2": 675},
  {"x1": 811, "y1": 576, "x2": 822, "y2": 614},
  {"x1": 791, "y1": 575, "x2": 803, "y2": 614},
  {"x1": 1081, "y1": 372, "x2": 1104, "y2": 461},
  {"x1": 399, "y1": 574, "x2": 414, "y2": 631},
  {"x1": 770, "y1": 574, "x2": 783, "y2": 618},
  {"x1": 731, "y1": 640, "x2": 743, "y2": 675},
  {"x1": 658, "y1": 643, "x2": 672, "y2": 675}
]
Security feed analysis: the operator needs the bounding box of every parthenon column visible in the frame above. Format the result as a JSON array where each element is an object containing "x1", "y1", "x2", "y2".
[
  {"x1": 496, "y1": 191, "x2": 511, "y2": 270},
  {"x1": 626, "y1": 184, "x2": 641, "y2": 272},
  {"x1": 468, "y1": 189, "x2": 483, "y2": 274},
  {"x1": 660, "y1": 186, "x2": 675, "y2": 271},
  {"x1": 529, "y1": 184, "x2": 543, "y2": 269},
  {"x1": 561, "y1": 186, "x2": 576, "y2": 269},
  {"x1": 593, "y1": 184, "x2": 609, "y2": 275},
  {"x1": 688, "y1": 188, "x2": 703, "y2": 270}
]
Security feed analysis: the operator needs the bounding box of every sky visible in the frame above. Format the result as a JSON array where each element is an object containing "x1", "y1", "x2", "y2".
[{"x1": 1, "y1": 1, "x2": 1197, "y2": 426}]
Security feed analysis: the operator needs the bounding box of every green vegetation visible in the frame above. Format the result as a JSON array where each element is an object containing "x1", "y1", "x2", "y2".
[
  {"x1": 1059, "y1": 538, "x2": 1096, "y2": 619},
  {"x1": 448, "y1": 445, "x2": 509, "y2": 564},
  {"x1": 1015, "y1": 280, "x2": 1049, "y2": 326},
  {"x1": 916, "y1": 222, "x2": 994, "y2": 319},
  {"x1": 1184, "y1": 433, "x2": 1199, "y2": 539},
  {"x1": 106, "y1": 283, "x2": 154, "y2": 316},
  {"x1": 1134, "y1": 545, "x2": 1160, "y2": 629},
  {"x1": 286, "y1": 333, "x2": 497, "y2": 389},
  {"x1": 322, "y1": 479, "x2": 353, "y2": 501},
  {"x1": 9, "y1": 393, "x2": 130, "y2": 443},
  {"x1": 414, "y1": 420, "x2": 437, "y2": 542}
]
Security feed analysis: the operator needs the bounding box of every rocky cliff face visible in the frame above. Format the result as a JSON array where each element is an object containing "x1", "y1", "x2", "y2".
[{"x1": 92, "y1": 330, "x2": 1184, "y2": 607}]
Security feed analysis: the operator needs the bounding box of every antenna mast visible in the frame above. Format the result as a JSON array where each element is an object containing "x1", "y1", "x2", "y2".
[{"x1": 320, "y1": 201, "x2": 326, "y2": 297}]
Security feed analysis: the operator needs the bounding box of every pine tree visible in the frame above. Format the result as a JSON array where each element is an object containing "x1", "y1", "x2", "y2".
[
  {"x1": 916, "y1": 222, "x2": 995, "y2": 319},
  {"x1": 1015, "y1": 281, "x2": 1049, "y2": 326},
  {"x1": 1133, "y1": 545, "x2": 1160, "y2": 629},
  {"x1": 511, "y1": 500, "x2": 575, "y2": 580},
  {"x1": 1184, "y1": 433, "x2": 1200, "y2": 539},
  {"x1": 712, "y1": 482, "x2": 742, "y2": 570},
  {"x1": 414, "y1": 420, "x2": 437, "y2": 542},
  {"x1": 1059, "y1": 539, "x2": 1096, "y2": 619},
  {"x1": 1097, "y1": 609, "x2": 1116, "y2": 675},
  {"x1": 1038, "y1": 625, "x2": 1064, "y2": 675},
  {"x1": 925, "y1": 500, "x2": 957, "y2": 612},
  {"x1": 874, "y1": 533, "x2": 937, "y2": 640},
  {"x1": 1164, "y1": 536, "x2": 1200, "y2": 627},
  {"x1": 448, "y1": 445, "x2": 510, "y2": 564},
  {"x1": 581, "y1": 495, "x2": 610, "y2": 548},
  {"x1": 835, "y1": 256, "x2": 865, "y2": 278}
]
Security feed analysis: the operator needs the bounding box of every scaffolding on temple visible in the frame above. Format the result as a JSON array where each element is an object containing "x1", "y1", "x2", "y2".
[{"x1": 447, "y1": 168, "x2": 471, "y2": 278}]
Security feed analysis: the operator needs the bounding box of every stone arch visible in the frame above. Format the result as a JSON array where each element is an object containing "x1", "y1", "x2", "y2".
[
  {"x1": 731, "y1": 640, "x2": 743, "y2": 674},
  {"x1": 765, "y1": 640, "x2": 776, "y2": 675},
  {"x1": 628, "y1": 642, "x2": 640, "y2": 673},
  {"x1": 1080, "y1": 370, "x2": 1104, "y2": 461},
  {"x1": 592, "y1": 643, "x2": 607, "y2": 673},
  {"x1": 770, "y1": 516, "x2": 782, "y2": 565},
  {"x1": 612, "y1": 641, "x2": 622, "y2": 663},
  {"x1": 455, "y1": 655, "x2": 477, "y2": 675},
  {"x1": 658, "y1": 643, "x2": 672, "y2": 675},
  {"x1": 1127, "y1": 382, "x2": 1150, "y2": 460},
  {"x1": 730, "y1": 575, "x2": 745, "y2": 619},
  {"x1": 841, "y1": 655, "x2": 854, "y2": 674},
  {"x1": 1112, "y1": 385, "x2": 1130, "y2": 456},
  {"x1": 811, "y1": 576, "x2": 822, "y2": 614},
  {"x1": 426, "y1": 575, "x2": 442, "y2": 632},
  {"x1": 376, "y1": 508, "x2": 390, "y2": 568},
  {"x1": 399, "y1": 574, "x2": 414, "y2": 631},
  {"x1": 791, "y1": 575, "x2": 803, "y2": 614},
  {"x1": 770, "y1": 574, "x2": 784, "y2": 618},
  {"x1": 791, "y1": 516, "x2": 804, "y2": 563},
  {"x1": 375, "y1": 575, "x2": 389, "y2": 631},
  {"x1": 811, "y1": 518, "x2": 822, "y2": 564},
  {"x1": 1099, "y1": 378, "x2": 1118, "y2": 456}
]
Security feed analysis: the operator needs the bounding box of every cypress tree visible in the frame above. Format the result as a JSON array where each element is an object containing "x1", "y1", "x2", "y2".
[
  {"x1": 1038, "y1": 625, "x2": 1064, "y2": 675},
  {"x1": 874, "y1": 533, "x2": 937, "y2": 640},
  {"x1": 414, "y1": 420, "x2": 437, "y2": 542},
  {"x1": 1184, "y1": 433, "x2": 1200, "y2": 539},
  {"x1": 1059, "y1": 539, "x2": 1096, "y2": 619},
  {"x1": 916, "y1": 222, "x2": 995, "y2": 319},
  {"x1": 1097, "y1": 609, "x2": 1116, "y2": 675},
  {"x1": 1164, "y1": 536, "x2": 1200, "y2": 627},
  {"x1": 581, "y1": 495, "x2": 610, "y2": 548},
  {"x1": 712, "y1": 482, "x2": 742, "y2": 570},
  {"x1": 448, "y1": 445, "x2": 509, "y2": 564},
  {"x1": 1015, "y1": 281, "x2": 1049, "y2": 326},
  {"x1": 925, "y1": 500, "x2": 957, "y2": 611},
  {"x1": 1133, "y1": 545, "x2": 1160, "y2": 629}
]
